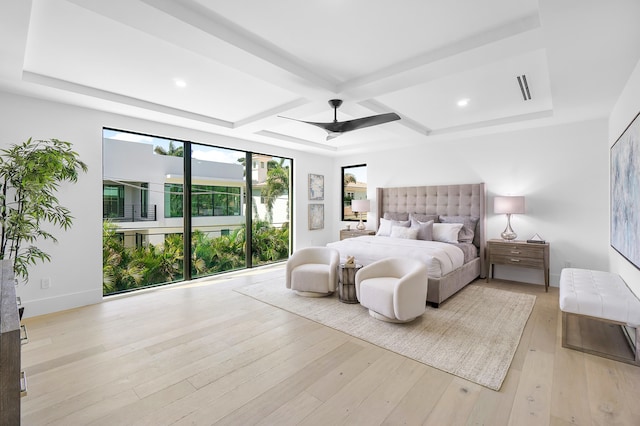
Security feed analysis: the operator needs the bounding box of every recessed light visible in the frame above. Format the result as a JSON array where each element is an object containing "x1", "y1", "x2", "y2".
[
  {"x1": 457, "y1": 98, "x2": 470, "y2": 107},
  {"x1": 174, "y1": 79, "x2": 187, "y2": 88}
]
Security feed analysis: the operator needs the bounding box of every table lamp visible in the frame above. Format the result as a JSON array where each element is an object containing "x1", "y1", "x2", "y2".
[
  {"x1": 494, "y1": 196, "x2": 525, "y2": 241},
  {"x1": 351, "y1": 199, "x2": 370, "y2": 230}
]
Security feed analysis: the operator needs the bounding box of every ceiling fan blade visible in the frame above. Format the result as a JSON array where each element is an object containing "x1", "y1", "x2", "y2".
[
  {"x1": 334, "y1": 112, "x2": 401, "y2": 133},
  {"x1": 280, "y1": 113, "x2": 400, "y2": 133},
  {"x1": 278, "y1": 116, "x2": 337, "y2": 131},
  {"x1": 278, "y1": 99, "x2": 401, "y2": 141}
]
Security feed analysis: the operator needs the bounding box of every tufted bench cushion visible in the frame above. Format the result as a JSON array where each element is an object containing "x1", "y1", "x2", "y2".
[
  {"x1": 559, "y1": 268, "x2": 640, "y2": 365},
  {"x1": 559, "y1": 268, "x2": 640, "y2": 326}
]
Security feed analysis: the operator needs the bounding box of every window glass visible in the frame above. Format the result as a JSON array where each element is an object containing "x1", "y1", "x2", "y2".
[
  {"x1": 102, "y1": 129, "x2": 292, "y2": 294},
  {"x1": 342, "y1": 164, "x2": 367, "y2": 221}
]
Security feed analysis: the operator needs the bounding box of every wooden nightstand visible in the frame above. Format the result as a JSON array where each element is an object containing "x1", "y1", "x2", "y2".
[
  {"x1": 340, "y1": 229, "x2": 375, "y2": 240},
  {"x1": 487, "y1": 239, "x2": 550, "y2": 291}
]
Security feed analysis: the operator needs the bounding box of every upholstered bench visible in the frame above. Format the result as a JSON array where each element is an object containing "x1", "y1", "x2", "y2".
[{"x1": 559, "y1": 268, "x2": 640, "y2": 365}]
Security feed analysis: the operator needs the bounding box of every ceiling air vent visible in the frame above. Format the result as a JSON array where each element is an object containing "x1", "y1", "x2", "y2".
[{"x1": 516, "y1": 74, "x2": 531, "y2": 101}]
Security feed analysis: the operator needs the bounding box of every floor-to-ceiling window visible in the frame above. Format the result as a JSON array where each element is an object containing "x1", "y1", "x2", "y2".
[
  {"x1": 102, "y1": 129, "x2": 291, "y2": 295},
  {"x1": 190, "y1": 143, "x2": 246, "y2": 279},
  {"x1": 251, "y1": 155, "x2": 291, "y2": 266}
]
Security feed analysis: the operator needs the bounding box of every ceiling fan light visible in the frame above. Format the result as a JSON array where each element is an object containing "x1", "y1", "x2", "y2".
[{"x1": 457, "y1": 98, "x2": 470, "y2": 107}]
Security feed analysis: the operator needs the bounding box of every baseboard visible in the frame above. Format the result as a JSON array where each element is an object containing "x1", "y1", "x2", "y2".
[{"x1": 20, "y1": 289, "x2": 102, "y2": 318}]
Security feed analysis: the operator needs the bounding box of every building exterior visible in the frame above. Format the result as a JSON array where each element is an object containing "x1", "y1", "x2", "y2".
[{"x1": 103, "y1": 138, "x2": 251, "y2": 247}]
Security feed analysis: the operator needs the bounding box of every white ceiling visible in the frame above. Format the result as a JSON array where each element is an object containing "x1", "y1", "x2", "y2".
[{"x1": 1, "y1": 0, "x2": 640, "y2": 155}]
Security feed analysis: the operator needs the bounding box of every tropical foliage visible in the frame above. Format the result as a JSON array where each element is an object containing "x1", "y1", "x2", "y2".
[
  {"x1": 262, "y1": 159, "x2": 290, "y2": 222},
  {"x1": 153, "y1": 141, "x2": 184, "y2": 157},
  {"x1": 0, "y1": 138, "x2": 87, "y2": 281},
  {"x1": 103, "y1": 219, "x2": 289, "y2": 295}
]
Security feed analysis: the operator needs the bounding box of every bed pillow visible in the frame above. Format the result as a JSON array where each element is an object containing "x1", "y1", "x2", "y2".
[
  {"x1": 433, "y1": 223, "x2": 464, "y2": 243},
  {"x1": 409, "y1": 213, "x2": 439, "y2": 223},
  {"x1": 439, "y1": 215, "x2": 479, "y2": 244},
  {"x1": 376, "y1": 218, "x2": 410, "y2": 237},
  {"x1": 390, "y1": 225, "x2": 419, "y2": 240},
  {"x1": 410, "y1": 218, "x2": 434, "y2": 241},
  {"x1": 384, "y1": 212, "x2": 409, "y2": 221}
]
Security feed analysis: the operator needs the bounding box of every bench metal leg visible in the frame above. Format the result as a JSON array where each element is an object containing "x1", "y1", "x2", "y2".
[{"x1": 561, "y1": 311, "x2": 639, "y2": 366}]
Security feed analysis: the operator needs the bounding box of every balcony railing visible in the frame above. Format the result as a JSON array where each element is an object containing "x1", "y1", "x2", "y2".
[{"x1": 104, "y1": 205, "x2": 157, "y2": 222}]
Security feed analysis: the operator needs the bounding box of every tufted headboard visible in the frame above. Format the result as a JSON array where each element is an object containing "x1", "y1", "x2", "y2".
[{"x1": 376, "y1": 183, "x2": 486, "y2": 275}]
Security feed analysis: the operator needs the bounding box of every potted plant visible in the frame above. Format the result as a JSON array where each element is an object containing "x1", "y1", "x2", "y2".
[{"x1": 0, "y1": 138, "x2": 87, "y2": 282}]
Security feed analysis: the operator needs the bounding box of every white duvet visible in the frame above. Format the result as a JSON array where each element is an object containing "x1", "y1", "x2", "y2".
[{"x1": 326, "y1": 236, "x2": 464, "y2": 278}]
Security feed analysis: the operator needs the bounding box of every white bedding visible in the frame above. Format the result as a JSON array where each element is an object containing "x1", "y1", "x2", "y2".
[{"x1": 326, "y1": 236, "x2": 464, "y2": 278}]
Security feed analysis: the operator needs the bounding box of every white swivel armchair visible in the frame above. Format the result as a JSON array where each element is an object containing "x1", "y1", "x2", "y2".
[
  {"x1": 355, "y1": 257, "x2": 428, "y2": 323},
  {"x1": 286, "y1": 247, "x2": 340, "y2": 297}
]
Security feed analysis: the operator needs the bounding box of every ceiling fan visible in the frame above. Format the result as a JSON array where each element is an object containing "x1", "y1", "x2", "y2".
[{"x1": 280, "y1": 99, "x2": 401, "y2": 141}]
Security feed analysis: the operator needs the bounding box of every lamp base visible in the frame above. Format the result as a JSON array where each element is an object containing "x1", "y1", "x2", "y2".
[
  {"x1": 356, "y1": 219, "x2": 365, "y2": 230},
  {"x1": 501, "y1": 214, "x2": 517, "y2": 241},
  {"x1": 501, "y1": 230, "x2": 517, "y2": 241}
]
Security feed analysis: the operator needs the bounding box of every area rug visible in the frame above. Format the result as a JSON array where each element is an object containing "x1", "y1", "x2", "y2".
[{"x1": 235, "y1": 282, "x2": 535, "y2": 390}]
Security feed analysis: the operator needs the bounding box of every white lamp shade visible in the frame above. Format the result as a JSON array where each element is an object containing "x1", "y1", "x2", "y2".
[
  {"x1": 351, "y1": 199, "x2": 370, "y2": 213},
  {"x1": 494, "y1": 196, "x2": 525, "y2": 214}
]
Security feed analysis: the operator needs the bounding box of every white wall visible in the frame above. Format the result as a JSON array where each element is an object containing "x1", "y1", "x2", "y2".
[
  {"x1": 334, "y1": 119, "x2": 610, "y2": 288},
  {"x1": 0, "y1": 92, "x2": 334, "y2": 317},
  {"x1": 609, "y1": 57, "x2": 640, "y2": 298}
]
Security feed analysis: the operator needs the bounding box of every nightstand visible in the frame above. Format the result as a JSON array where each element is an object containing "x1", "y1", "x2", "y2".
[
  {"x1": 339, "y1": 229, "x2": 375, "y2": 240},
  {"x1": 487, "y1": 239, "x2": 550, "y2": 291}
]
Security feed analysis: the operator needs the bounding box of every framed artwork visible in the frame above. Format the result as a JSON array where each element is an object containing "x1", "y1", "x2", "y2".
[
  {"x1": 308, "y1": 204, "x2": 324, "y2": 230},
  {"x1": 308, "y1": 173, "x2": 324, "y2": 200},
  {"x1": 611, "y1": 110, "x2": 640, "y2": 270}
]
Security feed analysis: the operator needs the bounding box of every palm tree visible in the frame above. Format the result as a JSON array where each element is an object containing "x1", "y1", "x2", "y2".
[
  {"x1": 263, "y1": 158, "x2": 290, "y2": 223},
  {"x1": 154, "y1": 141, "x2": 184, "y2": 157},
  {"x1": 343, "y1": 172, "x2": 357, "y2": 187}
]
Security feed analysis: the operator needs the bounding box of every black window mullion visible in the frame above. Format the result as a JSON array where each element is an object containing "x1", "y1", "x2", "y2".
[
  {"x1": 245, "y1": 152, "x2": 253, "y2": 268},
  {"x1": 183, "y1": 142, "x2": 192, "y2": 281}
]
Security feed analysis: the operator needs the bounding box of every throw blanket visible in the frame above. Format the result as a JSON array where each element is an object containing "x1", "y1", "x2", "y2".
[{"x1": 327, "y1": 236, "x2": 464, "y2": 278}]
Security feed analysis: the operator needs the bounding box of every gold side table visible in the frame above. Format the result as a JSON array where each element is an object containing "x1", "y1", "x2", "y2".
[{"x1": 338, "y1": 263, "x2": 362, "y2": 303}]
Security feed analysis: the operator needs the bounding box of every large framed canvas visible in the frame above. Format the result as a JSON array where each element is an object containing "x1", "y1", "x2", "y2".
[
  {"x1": 611, "y1": 111, "x2": 640, "y2": 269},
  {"x1": 308, "y1": 173, "x2": 324, "y2": 200},
  {"x1": 308, "y1": 204, "x2": 324, "y2": 230}
]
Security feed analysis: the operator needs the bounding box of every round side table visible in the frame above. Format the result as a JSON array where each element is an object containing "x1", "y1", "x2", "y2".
[{"x1": 338, "y1": 263, "x2": 362, "y2": 303}]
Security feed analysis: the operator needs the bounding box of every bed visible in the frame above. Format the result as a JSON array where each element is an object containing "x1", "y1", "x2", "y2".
[{"x1": 328, "y1": 183, "x2": 486, "y2": 307}]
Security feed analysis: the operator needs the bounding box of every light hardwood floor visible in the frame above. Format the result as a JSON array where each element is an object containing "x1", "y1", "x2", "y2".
[{"x1": 20, "y1": 265, "x2": 640, "y2": 425}]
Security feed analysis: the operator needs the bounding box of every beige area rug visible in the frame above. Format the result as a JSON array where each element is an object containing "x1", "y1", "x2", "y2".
[{"x1": 235, "y1": 282, "x2": 535, "y2": 391}]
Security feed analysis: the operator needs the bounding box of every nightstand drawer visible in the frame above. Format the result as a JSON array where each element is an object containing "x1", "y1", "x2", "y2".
[
  {"x1": 489, "y1": 243, "x2": 544, "y2": 258},
  {"x1": 490, "y1": 254, "x2": 544, "y2": 268},
  {"x1": 340, "y1": 229, "x2": 375, "y2": 240}
]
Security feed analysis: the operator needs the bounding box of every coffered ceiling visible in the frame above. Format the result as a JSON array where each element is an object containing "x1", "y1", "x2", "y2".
[{"x1": 1, "y1": 0, "x2": 639, "y2": 155}]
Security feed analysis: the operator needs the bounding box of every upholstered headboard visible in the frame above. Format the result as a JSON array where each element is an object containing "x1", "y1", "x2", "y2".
[{"x1": 376, "y1": 183, "x2": 486, "y2": 276}]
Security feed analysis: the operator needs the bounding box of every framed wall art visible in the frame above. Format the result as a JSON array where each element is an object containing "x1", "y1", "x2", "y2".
[
  {"x1": 308, "y1": 173, "x2": 324, "y2": 200},
  {"x1": 308, "y1": 204, "x2": 324, "y2": 230},
  {"x1": 611, "y1": 110, "x2": 640, "y2": 269}
]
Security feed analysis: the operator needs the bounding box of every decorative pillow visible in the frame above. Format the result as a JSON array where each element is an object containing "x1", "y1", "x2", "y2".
[
  {"x1": 432, "y1": 223, "x2": 464, "y2": 243},
  {"x1": 439, "y1": 215, "x2": 479, "y2": 244},
  {"x1": 376, "y1": 218, "x2": 410, "y2": 237},
  {"x1": 384, "y1": 212, "x2": 409, "y2": 221},
  {"x1": 410, "y1": 218, "x2": 434, "y2": 241},
  {"x1": 409, "y1": 213, "x2": 439, "y2": 223},
  {"x1": 390, "y1": 225, "x2": 419, "y2": 240}
]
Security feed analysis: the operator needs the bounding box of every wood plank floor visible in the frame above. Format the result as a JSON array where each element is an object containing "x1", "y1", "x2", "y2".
[{"x1": 20, "y1": 265, "x2": 640, "y2": 425}]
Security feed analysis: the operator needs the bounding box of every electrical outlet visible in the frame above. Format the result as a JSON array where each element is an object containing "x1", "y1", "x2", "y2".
[{"x1": 41, "y1": 277, "x2": 51, "y2": 289}]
